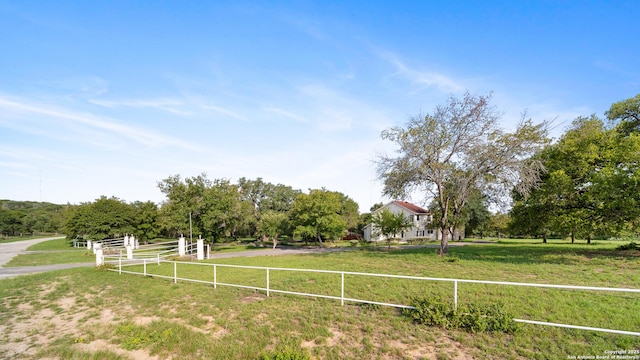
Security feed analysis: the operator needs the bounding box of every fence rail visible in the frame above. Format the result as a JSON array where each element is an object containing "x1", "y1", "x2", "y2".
[{"x1": 107, "y1": 259, "x2": 640, "y2": 337}]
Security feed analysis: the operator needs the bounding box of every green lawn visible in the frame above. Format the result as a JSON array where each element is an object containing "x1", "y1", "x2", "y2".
[
  {"x1": 1, "y1": 241, "x2": 638, "y2": 359},
  {"x1": 3, "y1": 237, "x2": 91, "y2": 267}
]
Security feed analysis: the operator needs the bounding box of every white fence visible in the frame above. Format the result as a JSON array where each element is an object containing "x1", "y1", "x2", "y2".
[{"x1": 106, "y1": 259, "x2": 640, "y2": 337}]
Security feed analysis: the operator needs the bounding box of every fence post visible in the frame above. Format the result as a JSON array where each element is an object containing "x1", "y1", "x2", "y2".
[
  {"x1": 341, "y1": 272, "x2": 345, "y2": 306},
  {"x1": 118, "y1": 257, "x2": 121, "y2": 274},
  {"x1": 157, "y1": 253, "x2": 160, "y2": 265},
  {"x1": 144, "y1": 259, "x2": 147, "y2": 277},
  {"x1": 174, "y1": 262, "x2": 177, "y2": 283},
  {"x1": 214, "y1": 264, "x2": 217, "y2": 289},
  {"x1": 454, "y1": 280, "x2": 458, "y2": 310},
  {"x1": 266, "y1": 268, "x2": 270, "y2": 297}
]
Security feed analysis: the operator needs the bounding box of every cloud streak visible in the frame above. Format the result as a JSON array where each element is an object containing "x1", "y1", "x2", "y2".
[
  {"x1": 377, "y1": 50, "x2": 464, "y2": 93},
  {"x1": 0, "y1": 95, "x2": 197, "y2": 150}
]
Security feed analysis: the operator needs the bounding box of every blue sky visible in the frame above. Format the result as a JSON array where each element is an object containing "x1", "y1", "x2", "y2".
[{"x1": 1, "y1": 1, "x2": 638, "y2": 212}]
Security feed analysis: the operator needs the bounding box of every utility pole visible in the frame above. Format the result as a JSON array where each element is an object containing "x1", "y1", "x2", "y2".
[{"x1": 189, "y1": 212, "x2": 193, "y2": 257}]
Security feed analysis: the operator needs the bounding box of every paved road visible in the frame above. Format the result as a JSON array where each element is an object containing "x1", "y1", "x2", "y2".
[{"x1": 0, "y1": 236, "x2": 94, "y2": 279}]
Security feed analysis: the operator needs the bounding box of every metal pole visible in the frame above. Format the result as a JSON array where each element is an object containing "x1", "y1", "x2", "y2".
[
  {"x1": 189, "y1": 212, "x2": 193, "y2": 256},
  {"x1": 174, "y1": 262, "x2": 177, "y2": 283},
  {"x1": 119, "y1": 257, "x2": 121, "y2": 274},
  {"x1": 144, "y1": 259, "x2": 147, "y2": 277},
  {"x1": 454, "y1": 281, "x2": 458, "y2": 310},
  {"x1": 341, "y1": 272, "x2": 345, "y2": 306},
  {"x1": 214, "y1": 264, "x2": 217, "y2": 289},
  {"x1": 267, "y1": 268, "x2": 270, "y2": 297}
]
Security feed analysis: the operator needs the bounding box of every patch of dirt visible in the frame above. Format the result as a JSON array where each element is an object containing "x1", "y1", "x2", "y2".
[
  {"x1": 74, "y1": 339, "x2": 159, "y2": 360},
  {"x1": 241, "y1": 294, "x2": 265, "y2": 304}
]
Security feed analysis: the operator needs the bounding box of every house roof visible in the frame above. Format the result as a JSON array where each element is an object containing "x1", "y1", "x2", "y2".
[{"x1": 393, "y1": 201, "x2": 429, "y2": 214}]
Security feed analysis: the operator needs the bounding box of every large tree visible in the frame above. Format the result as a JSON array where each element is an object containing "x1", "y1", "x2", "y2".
[
  {"x1": 510, "y1": 113, "x2": 640, "y2": 242},
  {"x1": 237, "y1": 177, "x2": 301, "y2": 239},
  {"x1": 64, "y1": 196, "x2": 136, "y2": 240},
  {"x1": 255, "y1": 210, "x2": 290, "y2": 248},
  {"x1": 606, "y1": 93, "x2": 640, "y2": 136},
  {"x1": 290, "y1": 189, "x2": 352, "y2": 247},
  {"x1": 377, "y1": 92, "x2": 548, "y2": 254},
  {"x1": 158, "y1": 174, "x2": 250, "y2": 242}
]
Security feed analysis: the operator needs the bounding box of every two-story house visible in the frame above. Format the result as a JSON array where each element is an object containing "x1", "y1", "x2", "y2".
[{"x1": 363, "y1": 201, "x2": 435, "y2": 243}]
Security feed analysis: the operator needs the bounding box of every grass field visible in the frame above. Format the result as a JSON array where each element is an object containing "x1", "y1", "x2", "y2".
[
  {"x1": 1, "y1": 241, "x2": 639, "y2": 359},
  {"x1": 3, "y1": 237, "x2": 91, "y2": 267}
]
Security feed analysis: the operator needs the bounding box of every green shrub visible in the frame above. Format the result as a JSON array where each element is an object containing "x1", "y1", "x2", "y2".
[
  {"x1": 259, "y1": 346, "x2": 310, "y2": 360},
  {"x1": 404, "y1": 296, "x2": 519, "y2": 334},
  {"x1": 403, "y1": 297, "x2": 455, "y2": 328},
  {"x1": 456, "y1": 303, "x2": 519, "y2": 333},
  {"x1": 616, "y1": 242, "x2": 639, "y2": 251}
]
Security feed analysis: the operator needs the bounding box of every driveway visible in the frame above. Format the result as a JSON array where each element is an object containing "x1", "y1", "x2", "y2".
[{"x1": 0, "y1": 236, "x2": 94, "y2": 279}]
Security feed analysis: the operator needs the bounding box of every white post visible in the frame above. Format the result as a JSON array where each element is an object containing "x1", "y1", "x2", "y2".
[
  {"x1": 126, "y1": 245, "x2": 133, "y2": 260},
  {"x1": 197, "y1": 237, "x2": 204, "y2": 260},
  {"x1": 214, "y1": 265, "x2": 217, "y2": 289},
  {"x1": 95, "y1": 248, "x2": 104, "y2": 266},
  {"x1": 93, "y1": 242, "x2": 101, "y2": 255},
  {"x1": 130, "y1": 235, "x2": 137, "y2": 249},
  {"x1": 174, "y1": 262, "x2": 177, "y2": 283},
  {"x1": 143, "y1": 259, "x2": 147, "y2": 276},
  {"x1": 124, "y1": 234, "x2": 129, "y2": 247},
  {"x1": 87, "y1": 240, "x2": 91, "y2": 250},
  {"x1": 178, "y1": 235, "x2": 186, "y2": 257},
  {"x1": 266, "y1": 268, "x2": 270, "y2": 297},
  {"x1": 454, "y1": 281, "x2": 458, "y2": 310},
  {"x1": 341, "y1": 272, "x2": 345, "y2": 306}
]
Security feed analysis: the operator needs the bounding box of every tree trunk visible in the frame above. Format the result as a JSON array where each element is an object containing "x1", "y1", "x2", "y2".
[
  {"x1": 587, "y1": 235, "x2": 591, "y2": 245},
  {"x1": 571, "y1": 232, "x2": 575, "y2": 244},
  {"x1": 439, "y1": 227, "x2": 449, "y2": 255},
  {"x1": 317, "y1": 233, "x2": 323, "y2": 248},
  {"x1": 542, "y1": 230, "x2": 547, "y2": 244},
  {"x1": 272, "y1": 235, "x2": 278, "y2": 249}
]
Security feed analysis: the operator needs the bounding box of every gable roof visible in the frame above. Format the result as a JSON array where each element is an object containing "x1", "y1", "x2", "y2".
[{"x1": 393, "y1": 201, "x2": 430, "y2": 214}]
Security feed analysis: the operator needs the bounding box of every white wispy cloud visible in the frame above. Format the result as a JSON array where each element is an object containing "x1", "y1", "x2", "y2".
[
  {"x1": 0, "y1": 95, "x2": 197, "y2": 150},
  {"x1": 199, "y1": 104, "x2": 248, "y2": 122},
  {"x1": 89, "y1": 97, "x2": 191, "y2": 116},
  {"x1": 264, "y1": 107, "x2": 307, "y2": 123},
  {"x1": 377, "y1": 50, "x2": 464, "y2": 93}
]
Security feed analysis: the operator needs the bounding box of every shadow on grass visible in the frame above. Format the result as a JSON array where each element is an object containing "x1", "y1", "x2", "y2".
[{"x1": 357, "y1": 243, "x2": 640, "y2": 266}]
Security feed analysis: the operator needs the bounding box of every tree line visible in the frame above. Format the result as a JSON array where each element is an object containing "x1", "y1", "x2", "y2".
[
  {"x1": 509, "y1": 94, "x2": 640, "y2": 243},
  {"x1": 60, "y1": 176, "x2": 362, "y2": 245},
  {"x1": 0, "y1": 200, "x2": 70, "y2": 236}
]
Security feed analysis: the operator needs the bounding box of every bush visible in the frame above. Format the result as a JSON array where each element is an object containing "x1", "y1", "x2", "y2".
[
  {"x1": 259, "y1": 346, "x2": 310, "y2": 360},
  {"x1": 616, "y1": 241, "x2": 639, "y2": 251},
  {"x1": 456, "y1": 303, "x2": 519, "y2": 333},
  {"x1": 404, "y1": 296, "x2": 519, "y2": 334},
  {"x1": 403, "y1": 297, "x2": 455, "y2": 328}
]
